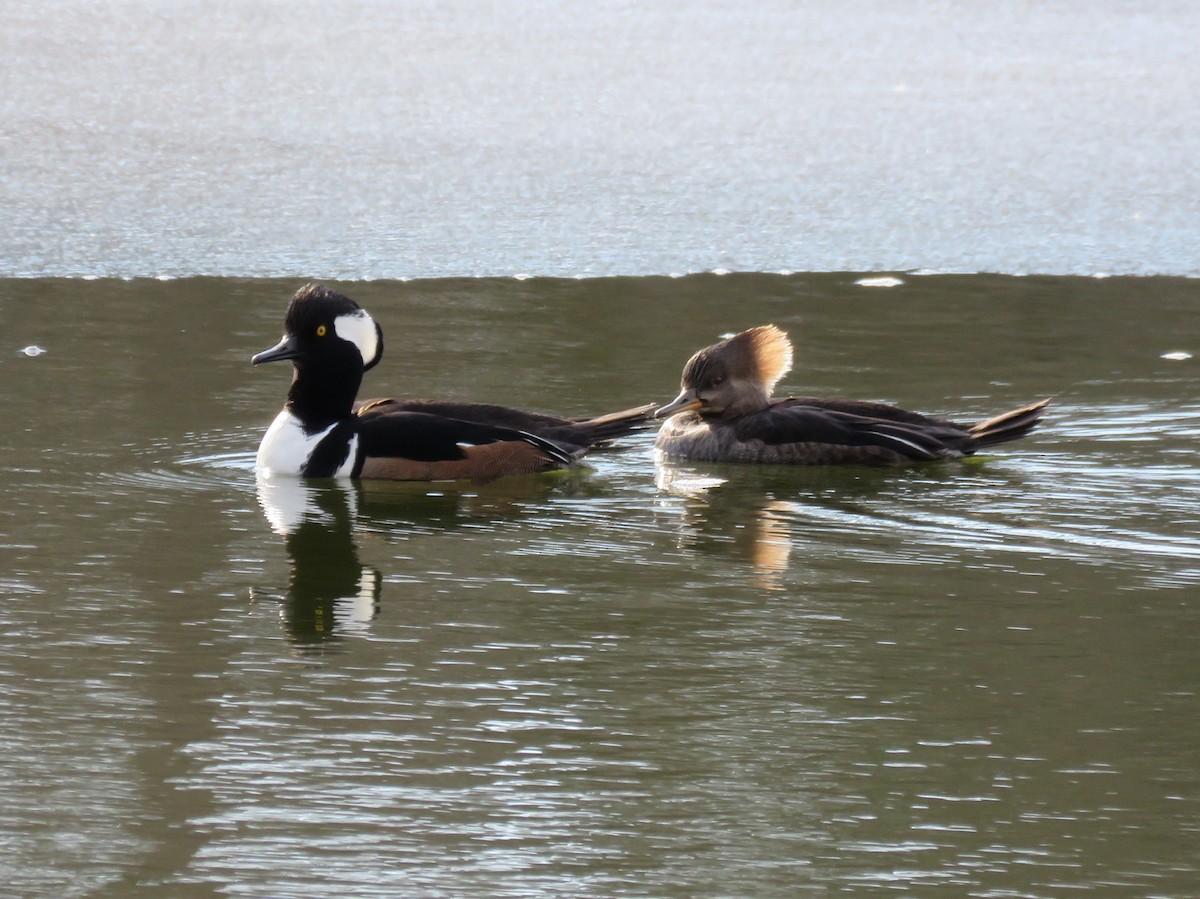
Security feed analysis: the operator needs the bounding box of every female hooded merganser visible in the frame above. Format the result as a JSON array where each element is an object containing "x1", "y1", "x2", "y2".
[
  {"x1": 253, "y1": 284, "x2": 655, "y2": 480},
  {"x1": 655, "y1": 325, "x2": 1049, "y2": 465}
]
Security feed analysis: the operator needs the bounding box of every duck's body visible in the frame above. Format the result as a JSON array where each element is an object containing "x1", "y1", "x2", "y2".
[
  {"x1": 255, "y1": 405, "x2": 581, "y2": 480},
  {"x1": 655, "y1": 325, "x2": 1048, "y2": 466},
  {"x1": 253, "y1": 284, "x2": 653, "y2": 481}
]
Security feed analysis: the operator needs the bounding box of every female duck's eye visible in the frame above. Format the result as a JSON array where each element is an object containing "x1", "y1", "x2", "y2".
[
  {"x1": 711, "y1": 376, "x2": 725, "y2": 386},
  {"x1": 316, "y1": 325, "x2": 327, "y2": 337}
]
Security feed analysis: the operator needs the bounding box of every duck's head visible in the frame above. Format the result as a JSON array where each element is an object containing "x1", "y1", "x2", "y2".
[
  {"x1": 252, "y1": 283, "x2": 384, "y2": 373},
  {"x1": 656, "y1": 324, "x2": 794, "y2": 419}
]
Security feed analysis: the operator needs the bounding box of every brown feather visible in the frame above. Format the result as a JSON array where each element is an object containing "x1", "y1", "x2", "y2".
[
  {"x1": 357, "y1": 441, "x2": 565, "y2": 482},
  {"x1": 734, "y1": 324, "x2": 794, "y2": 393},
  {"x1": 968, "y1": 398, "x2": 1051, "y2": 447}
]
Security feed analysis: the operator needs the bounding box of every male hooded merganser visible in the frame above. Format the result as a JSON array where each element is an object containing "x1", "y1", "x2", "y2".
[
  {"x1": 253, "y1": 284, "x2": 655, "y2": 480},
  {"x1": 655, "y1": 325, "x2": 1049, "y2": 465}
]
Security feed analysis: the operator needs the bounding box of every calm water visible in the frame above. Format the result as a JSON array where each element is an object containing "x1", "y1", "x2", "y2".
[{"x1": 2, "y1": 273, "x2": 1199, "y2": 896}]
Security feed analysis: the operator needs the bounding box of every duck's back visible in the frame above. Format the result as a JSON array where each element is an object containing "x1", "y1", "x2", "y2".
[
  {"x1": 355, "y1": 398, "x2": 655, "y2": 446},
  {"x1": 656, "y1": 397, "x2": 975, "y2": 465}
]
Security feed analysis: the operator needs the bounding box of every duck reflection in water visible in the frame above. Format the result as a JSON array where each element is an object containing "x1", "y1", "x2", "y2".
[
  {"x1": 257, "y1": 477, "x2": 381, "y2": 647},
  {"x1": 256, "y1": 473, "x2": 575, "y2": 647},
  {"x1": 655, "y1": 461, "x2": 948, "y2": 592},
  {"x1": 655, "y1": 464, "x2": 796, "y2": 592}
]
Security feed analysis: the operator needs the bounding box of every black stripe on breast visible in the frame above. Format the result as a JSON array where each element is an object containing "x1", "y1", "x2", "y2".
[{"x1": 301, "y1": 421, "x2": 358, "y2": 477}]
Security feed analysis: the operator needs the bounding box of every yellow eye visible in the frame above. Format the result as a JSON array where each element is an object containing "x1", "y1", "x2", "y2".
[{"x1": 316, "y1": 325, "x2": 327, "y2": 337}]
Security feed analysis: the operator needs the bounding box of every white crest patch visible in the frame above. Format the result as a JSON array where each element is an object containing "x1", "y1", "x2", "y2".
[{"x1": 334, "y1": 310, "x2": 380, "y2": 367}]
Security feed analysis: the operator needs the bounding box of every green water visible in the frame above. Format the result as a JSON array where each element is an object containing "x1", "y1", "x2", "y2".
[{"x1": 2, "y1": 273, "x2": 1199, "y2": 897}]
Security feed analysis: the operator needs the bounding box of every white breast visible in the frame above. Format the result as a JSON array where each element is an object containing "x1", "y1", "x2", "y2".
[{"x1": 256, "y1": 410, "x2": 358, "y2": 478}]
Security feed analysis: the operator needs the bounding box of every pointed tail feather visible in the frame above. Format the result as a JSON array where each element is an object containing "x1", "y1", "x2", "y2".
[
  {"x1": 568, "y1": 403, "x2": 659, "y2": 442},
  {"x1": 969, "y1": 399, "x2": 1051, "y2": 448}
]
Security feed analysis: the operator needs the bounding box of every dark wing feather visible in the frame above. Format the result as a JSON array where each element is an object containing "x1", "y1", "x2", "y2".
[
  {"x1": 733, "y1": 405, "x2": 869, "y2": 446},
  {"x1": 734, "y1": 401, "x2": 974, "y2": 461},
  {"x1": 774, "y1": 396, "x2": 963, "y2": 429},
  {"x1": 356, "y1": 410, "x2": 578, "y2": 466},
  {"x1": 356, "y1": 398, "x2": 573, "y2": 431},
  {"x1": 356, "y1": 398, "x2": 655, "y2": 445}
]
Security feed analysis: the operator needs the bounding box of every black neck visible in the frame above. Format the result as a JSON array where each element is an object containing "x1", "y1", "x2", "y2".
[{"x1": 285, "y1": 362, "x2": 362, "y2": 432}]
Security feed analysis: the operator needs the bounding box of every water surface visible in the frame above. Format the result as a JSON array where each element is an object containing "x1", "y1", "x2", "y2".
[
  {"x1": 3, "y1": 1, "x2": 1198, "y2": 277},
  {"x1": 2, "y1": 273, "x2": 1199, "y2": 896}
]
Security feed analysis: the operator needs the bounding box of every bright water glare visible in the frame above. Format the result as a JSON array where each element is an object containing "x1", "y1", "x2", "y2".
[{"x1": 2, "y1": 1, "x2": 1199, "y2": 278}]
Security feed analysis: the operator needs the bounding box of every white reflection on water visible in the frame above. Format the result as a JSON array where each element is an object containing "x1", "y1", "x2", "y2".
[
  {"x1": 254, "y1": 476, "x2": 381, "y2": 646},
  {"x1": 180, "y1": 613, "x2": 665, "y2": 896},
  {"x1": 256, "y1": 472, "x2": 359, "y2": 537}
]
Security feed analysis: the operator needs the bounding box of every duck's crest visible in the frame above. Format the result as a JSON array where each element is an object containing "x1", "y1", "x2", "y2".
[
  {"x1": 730, "y1": 324, "x2": 794, "y2": 392},
  {"x1": 287, "y1": 282, "x2": 361, "y2": 321}
]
